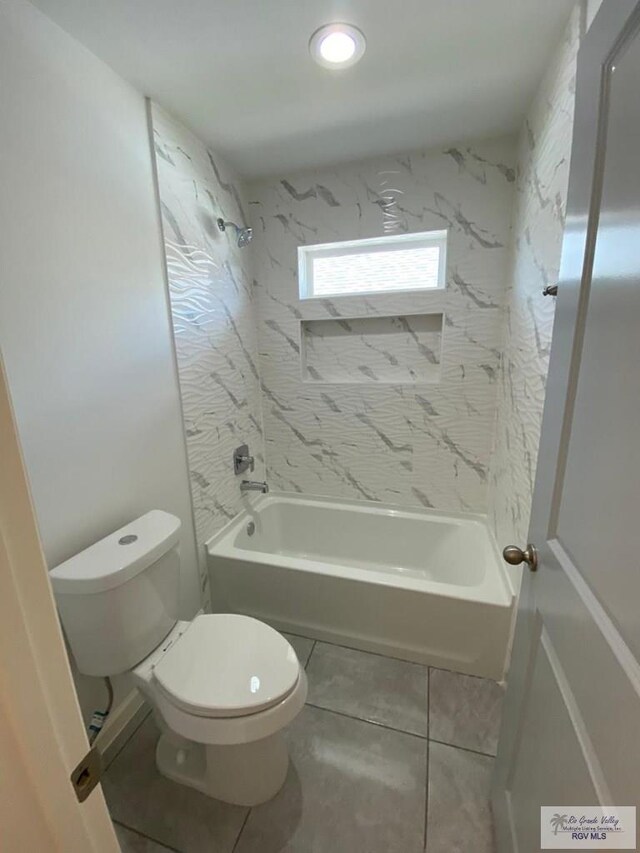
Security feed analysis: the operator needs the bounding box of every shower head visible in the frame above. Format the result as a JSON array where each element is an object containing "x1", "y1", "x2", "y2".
[
  {"x1": 237, "y1": 226, "x2": 253, "y2": 248},
  {"x1": 217, "y1": 217, "x2": 253, "y2": 248}
]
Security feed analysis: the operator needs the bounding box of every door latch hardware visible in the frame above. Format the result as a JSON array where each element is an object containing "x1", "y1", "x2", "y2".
[
  {"x1": 70, "y1": 745, "x2": 103, "y2": 802},
  {"x1": 542, "y1": 284, "x2": 558, "y2": 296}
]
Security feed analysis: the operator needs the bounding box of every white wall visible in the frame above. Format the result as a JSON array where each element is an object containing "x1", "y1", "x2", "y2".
[{"x1": 0, "y1": 0, "x2": 200, "y2": 718}]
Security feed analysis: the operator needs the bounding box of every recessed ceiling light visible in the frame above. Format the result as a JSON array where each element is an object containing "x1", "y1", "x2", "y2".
[{"x1": 309, "y1": 23, "x2": 366, "y2": 70}]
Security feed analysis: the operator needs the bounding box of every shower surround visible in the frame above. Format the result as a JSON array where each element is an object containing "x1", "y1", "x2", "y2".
[
  {"x1": 247, "y1": 138, "x2": 516, "y2": 512},
  {"x1": 152, "y1": 5, "x2": 582, "y2": 565},
  {"x1": 488, "y1": 4, "x2": 583, "y2": 547},
  {"x1": 151, "y1": 104, "x2": 264, "y2": 607}
]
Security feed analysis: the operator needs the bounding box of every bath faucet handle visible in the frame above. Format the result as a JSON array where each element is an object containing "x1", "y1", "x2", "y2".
[
  {"x1": 241, "y1": 453, "x2": 255, "y2": 473},
  {"x1": 233, "y1": 444, "x2": 254, "y2": 475}
]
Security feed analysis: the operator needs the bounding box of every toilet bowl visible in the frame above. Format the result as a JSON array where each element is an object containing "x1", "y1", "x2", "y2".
[
  {"x1": 133, "y1": 613, "x2": 307, "y2": 804},
  {"x1": 49, "y1": 510, "x2": 306, "y2": 806}
]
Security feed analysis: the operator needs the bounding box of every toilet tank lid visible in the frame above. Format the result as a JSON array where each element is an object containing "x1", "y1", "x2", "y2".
[{"x1": 49, "y1": 510, "x2": 181, "y2": 595}]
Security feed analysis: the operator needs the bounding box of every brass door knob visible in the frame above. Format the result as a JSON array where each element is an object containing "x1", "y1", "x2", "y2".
[{"x1": 502, "y1": 544, "x2": 538, "y2": 572}]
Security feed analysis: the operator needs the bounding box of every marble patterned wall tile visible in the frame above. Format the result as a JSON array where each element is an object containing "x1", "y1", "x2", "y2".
[
  {"x1": 151, "y1": 104, "x2": 265, "y2": 606},
  {"x1": 487, "y1": 5, "x2": 583, "y2": 549},
  {"x1": 248, "y1": 137, "x2": 516, "y2": 512},
  {"x1": 301, "y1": 314, "x2": 443, "y2": 385}
]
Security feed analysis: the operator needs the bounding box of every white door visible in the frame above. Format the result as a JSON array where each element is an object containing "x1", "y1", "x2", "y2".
[
  {"x1": 492, "y1": 2, "x2": 640, "y2": 851},
  {"x1": 0, "y1": 354, "x2": 119, "y2": 852}
]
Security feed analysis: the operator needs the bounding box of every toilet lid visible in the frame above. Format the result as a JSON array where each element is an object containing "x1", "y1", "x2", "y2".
[{"x1": 153, "y1": 614, "x2": 300, "y2": 718}]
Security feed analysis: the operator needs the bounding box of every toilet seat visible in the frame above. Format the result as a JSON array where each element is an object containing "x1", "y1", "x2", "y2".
[
  {"x1": 133, "y1": 615, "x2": 307, "y2": 746},
  {"x1": 152, "y1": 614, "x2": 301, "y2": 718},
  {"x1": 149, "y1": 666, "x2": 308, "y2": 746}
]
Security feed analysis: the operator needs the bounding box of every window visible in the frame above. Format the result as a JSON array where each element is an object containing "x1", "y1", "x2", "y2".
[{"x1": 298, "y1": 230, "x2": 447, "y2": 300}]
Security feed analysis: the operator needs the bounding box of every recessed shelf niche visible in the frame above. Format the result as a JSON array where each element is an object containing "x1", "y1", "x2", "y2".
[{"x1": 301, "y1": 313, "x2": 443, "y2": 385}]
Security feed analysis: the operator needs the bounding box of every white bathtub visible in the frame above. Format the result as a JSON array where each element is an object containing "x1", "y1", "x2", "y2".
[{"x1": 207, "y1": 493, "x2": 515, "y2": 679}]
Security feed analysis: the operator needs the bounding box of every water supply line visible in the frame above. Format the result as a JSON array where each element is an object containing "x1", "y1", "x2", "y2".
[{"x1": 88, "y1": 676, "x2": 114, "y2": 745}]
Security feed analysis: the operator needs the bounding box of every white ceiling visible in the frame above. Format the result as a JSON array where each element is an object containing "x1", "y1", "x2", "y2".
[{"x1": 31, "y1": 0, "x2": 575, "y2": 178}]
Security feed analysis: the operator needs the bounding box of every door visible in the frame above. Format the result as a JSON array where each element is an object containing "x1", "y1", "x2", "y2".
[
  {"x1": 492, "y1": 2, "x2": 640, "y2": 851},
  {"x1": 0, "y1": 354, "x2": 119, "y2": 852}
]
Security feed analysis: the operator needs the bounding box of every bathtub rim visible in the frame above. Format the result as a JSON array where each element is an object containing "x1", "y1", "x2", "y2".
[{"x1": 206, "y1": 491, "x2": 515, "y2": 609}]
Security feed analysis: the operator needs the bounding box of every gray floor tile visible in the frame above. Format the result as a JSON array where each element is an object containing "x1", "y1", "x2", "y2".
[
  {"x1": 426, "y1": 742, "x2": 495, "y2": 853},
  {"x1": 429, "y1": 668, "x2": 503, "y2": 755},
  {"x1": 114, "y1": 822, "x2": 177, "y2": 852},
  {"x1": 234, "y1": 705, "x2": 427, "y2": 853},
  {"x1": 103, "y1": 716, "x2": 248, "y2": 853},
  {"x1": 282, "y1": 632, "x2": 315, "y2": 668},
  {"x1": 305, "y1": 642, "x2": 429, "y2": 736}
]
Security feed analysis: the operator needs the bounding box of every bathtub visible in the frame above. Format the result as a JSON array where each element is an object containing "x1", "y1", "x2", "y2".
[{"x1": 207, "y1": 493, "x2": 515, "y2": 680}]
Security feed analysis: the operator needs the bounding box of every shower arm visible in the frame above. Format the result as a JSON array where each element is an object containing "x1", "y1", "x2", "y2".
[{"x1": 216, "y1": 217, "x2": 253, "y2": 247}]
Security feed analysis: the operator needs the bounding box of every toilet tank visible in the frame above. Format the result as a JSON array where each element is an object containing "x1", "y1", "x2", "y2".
[{"x1": 50, "y1": 510, "x2": 182, "y2": 677}]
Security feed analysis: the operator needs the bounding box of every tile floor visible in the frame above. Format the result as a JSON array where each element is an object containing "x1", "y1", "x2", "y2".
[{"x1": 105, "y1": 634, "x2": 503, "y2": 853}]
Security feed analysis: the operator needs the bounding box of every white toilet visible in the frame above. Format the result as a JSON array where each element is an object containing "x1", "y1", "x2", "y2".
[{"x1": 49, "y1": 510, "x2": 307, "y2": 806}]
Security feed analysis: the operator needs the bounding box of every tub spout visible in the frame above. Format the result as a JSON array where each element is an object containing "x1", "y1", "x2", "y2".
[{"x1": 241, "y1": 480, "x2": 269, "y2": 494}]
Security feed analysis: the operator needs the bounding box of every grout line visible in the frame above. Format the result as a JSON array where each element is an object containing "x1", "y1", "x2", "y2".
[
  {"x1": 305, "y1": 701, "x2": 428, "y2": 742},
  {"x1": 231, "y1": 808, "x2": 252, "y2": 853},
  {"x1": 304, "y1": 640, "x2": 317, "y2": 669},
  {"x1": 423, "y1": 667, "x2": 430, "y2": 851},
  {"x1": 428, "y1": 738, "x2": 496, "y2": 760},
  {"x1": 304, "y1": 700, "x2": 496, "y2": 760},
  {"x1": 112, "y1": 819, "x2": 183, "y2": 853},
  {"x1": 424, "y1": 739, "x2": 430, "y2": 852}
]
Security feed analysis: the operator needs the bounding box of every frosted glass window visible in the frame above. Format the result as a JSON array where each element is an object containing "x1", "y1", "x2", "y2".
[{"x1": 298, "y1": 230, "x2": 447, "y2": 300}]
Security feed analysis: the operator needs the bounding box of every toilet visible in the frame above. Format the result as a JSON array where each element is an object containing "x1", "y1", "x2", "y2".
[{"x1": 49, "y1": 510, "x2": 307, "y2": 806}]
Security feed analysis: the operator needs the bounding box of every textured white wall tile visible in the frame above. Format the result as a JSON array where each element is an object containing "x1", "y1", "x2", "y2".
[
  {"x1": 248, "y1": 137, "x2": 516, "y2": 512},
  {"x1": 301, "y1": 314, "x2": 443, "y2": 384},
  {"x1": 151, "y1": 104, "x2": 265, "y2": 606},
  {"x1": 487, "y1": 6, "x2": 583, "y2": 548}
]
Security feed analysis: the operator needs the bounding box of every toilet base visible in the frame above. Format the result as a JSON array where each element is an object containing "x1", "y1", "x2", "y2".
[{"x1": 155, "y1": 730, "x2": 289, "y2": 806}]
